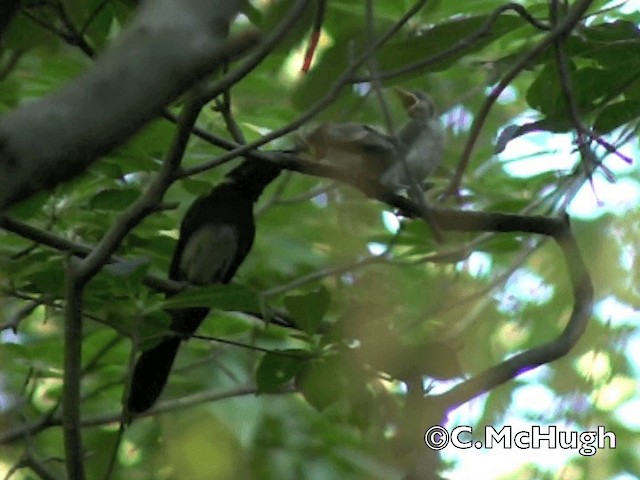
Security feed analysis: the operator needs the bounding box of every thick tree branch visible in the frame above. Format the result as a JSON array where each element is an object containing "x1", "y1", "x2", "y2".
[{"x1": 0, "y1": 0, "x2": 256, "y2": 210}]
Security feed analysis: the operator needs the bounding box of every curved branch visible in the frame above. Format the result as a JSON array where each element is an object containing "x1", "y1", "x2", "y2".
[
  {"x1": 269, "y1": 153, "x2": 592, "y2": 419},
  {"x1": 432, "y1": 215, "x2": 592, "y2": 411}
]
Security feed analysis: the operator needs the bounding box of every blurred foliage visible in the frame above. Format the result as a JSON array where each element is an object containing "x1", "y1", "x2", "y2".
[{"x1": 1, "y1": 0, "x2": 640, "y2": 479}]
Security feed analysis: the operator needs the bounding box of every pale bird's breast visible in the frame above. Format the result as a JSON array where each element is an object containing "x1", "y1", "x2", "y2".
[{"x1": 179, "y1": 224, "x2": 238, "y2": 284}]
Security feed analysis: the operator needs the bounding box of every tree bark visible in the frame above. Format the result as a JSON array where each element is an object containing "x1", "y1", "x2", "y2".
[{"x1": 0, "y1": 0, "x2": 257, "y2": 210}]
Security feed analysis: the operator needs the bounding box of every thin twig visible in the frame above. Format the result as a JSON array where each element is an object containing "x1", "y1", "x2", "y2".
[
  {"x1": 80, "y1": 0, "x2": 111, "y2": 35},
  {"x1": 180, "y1": 0, "x2": 430, "y2": 178},
  {"x1": 551, "y1": 0, "x2": 629, "y2": 192},
  {"x1": 75, "y1": 94, "x2": 206, "y2": 283},
  {"x1": 262, "y1": 223, "x2": 406, "y2": 297},
  {"x1": 351, "y1": 3, "x2": 550, "y2": 84},
  {"x1": 0, "y1": 215, "x2": 182, "y2": 295},
  {"x1": 444, "y1": 0, "x2": 596, "y2": 198},
  {"x1": 262, "y1": 255, "x2": 387, "y2": 298},
  {"x1": 0, "y1": 385, "x2": 290, "y2": 443},
  {"x1": 53, "y1": 0, "x2": 94, "y2": 57},
  {"x1": 216, "y1": 87, "x2": 247, "y2": 144},
  {"x1": 0, "y1": 297, "x2": 44, "y2": 333},
  {"x1": 267, "y1": 182, "x2": 338, "y2": 207},
  {"x1": 189, "y1": 333, "x2": 310, "y2": 358},
  {"x1": 193, "y1": 0, "x2": 313, "y2": 109}
]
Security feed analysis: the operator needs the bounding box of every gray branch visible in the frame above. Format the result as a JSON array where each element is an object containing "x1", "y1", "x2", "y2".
[{"x1": 0, "y1": 0, "x2": 257, "y2": 210}]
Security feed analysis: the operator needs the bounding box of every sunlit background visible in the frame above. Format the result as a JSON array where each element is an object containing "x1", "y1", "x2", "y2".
[{"x1": 440, "y1": 0, "x2": 640, "y2": 474}]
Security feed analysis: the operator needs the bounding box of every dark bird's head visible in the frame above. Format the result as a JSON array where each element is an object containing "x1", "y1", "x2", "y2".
[{"x1": 224, "y1": 159, "x2": 282, "y2": 199}]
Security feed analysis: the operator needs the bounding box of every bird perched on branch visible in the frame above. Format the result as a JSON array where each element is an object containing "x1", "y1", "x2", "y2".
[
  {"x1": 301, "y1": 88, "x2": 443, "y2": 191},
  {"x1": 382, "y1": 89, "x2": 444, "y2": 190},
  {"x1": 127, "y1": 160, "x2": 281, "y2": 413}
]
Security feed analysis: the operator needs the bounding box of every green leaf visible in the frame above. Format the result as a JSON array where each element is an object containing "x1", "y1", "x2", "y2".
[
  {"x1": 398, "y1": 219, "x2": 438, "y2": 247},
  {"x1": 594, "y1": 100, "x2": 640, "y2": 134},
  {"x1": 4, "y1": 15, "x2": 59, "y2": 50},
  {"x1": 82, "y1": 0, "x2": 117, "y2": 51},
  {"x1": 89, "y1": 188, "x2": 141, "y2": 210},
  {"x1": 295, "y1": 354, "x2": 344, "y2": 410},
  {"x1": 7, "y1": 191, "x2": 49, "y2": 220},
  {"x1": 134, "y1": 310, "x2": 172, "y2": 350},
  {"x1": 120, "y1": 120, "x2": 175, "y2": 159},
  {"x1": 566, "y1": 20, "x2": 640, "y2": 67},
  {"x1": 284, "y1": 287, "x2": 330, "y2": 335},
  {"x1": 291, "y1": 45, "x2": 353, "y2": 110},
  {"x1": 260, "y1": 0, "x2": 316, "y2": 54},
  {"x1": 201, "y1": 312, "x2": 254, "y2": 337},
  {"x1": 22, "y1": 256, "x2": 66, "y2": 297},
  {"x1": 377, "y1": 13, "x2": 525, "y2": 76},
  {"x1": 526, "y1": 61, "x2": 563, "y2": 116},
  {"x1": 256, "y1": 350, "x2": 306, "y2": 393},
  {"x1": 163, "y1": 284, "x2": 260, "y2": 311},
  {"x1": 477, "y1": 234, "x2": 522, "y2": 254},
  {"x1": 570, "y1": 66, "x2": 639, "y2": 110}
]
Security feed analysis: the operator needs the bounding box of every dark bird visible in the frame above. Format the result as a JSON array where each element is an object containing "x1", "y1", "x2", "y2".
[
  {"x1": 301, "y1": 88, "x2": 443, "y2": 191},
  {"x1": 127, "y1": 160, "x2": 281, "y2": 413}
]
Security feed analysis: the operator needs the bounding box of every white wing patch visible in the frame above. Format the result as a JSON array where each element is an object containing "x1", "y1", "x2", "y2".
[{"x1": 179, "y1": 224, "x2": 238, "y2": 284}]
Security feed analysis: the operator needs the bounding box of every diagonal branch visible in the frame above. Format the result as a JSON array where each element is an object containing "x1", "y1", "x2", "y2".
[
  {"x1": 0, "y1": 0, "x2": 255, "y2": 210},
  {"x1": 0, "y1": 0, "x2": 20, "y2": 42},
  {"x1": 351, "y1": 2, "x2": 551, "y2": 84},
  {"x1": 443, "y1": 0, "x2": 596, "y2": 198},
  {"x1": 180, "y1": 0, "x2": 430, "y2": 178},
  {"x1": 0, "y1": 215, "x2": 181, "y2": 294}
]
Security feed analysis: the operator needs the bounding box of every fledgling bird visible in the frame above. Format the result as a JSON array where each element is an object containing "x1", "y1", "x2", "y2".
[
  {"x1": 380, "y1": 89, "x2": 444, "y2": 190},
  {"x1": 301, "y1": 88, "x2": 444, "y2": 191},
  {"x1": 127, "y1": 160, "x2": 281, "y2": 413}
]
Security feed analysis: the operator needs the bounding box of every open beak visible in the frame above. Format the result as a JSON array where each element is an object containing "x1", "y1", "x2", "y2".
[{"x1": 393, "y1": 87, "x2": 419, "y2": 111}]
